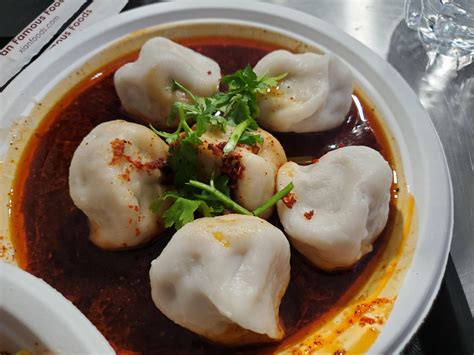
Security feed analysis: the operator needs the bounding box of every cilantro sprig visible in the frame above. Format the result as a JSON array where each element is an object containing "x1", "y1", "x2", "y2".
[
  {"x1": 188, "y1": 179, "x2": 253, "y2": 216},
  {"x1": 223, "y1": 118, "x2": 254, "y2": 154},
  {"x1": 162, "y1": 65, "x2": 287, "y2": 153},
  {"x1": 150, "y1": 106, "x2": 201, "y2": 185},
  {"x1": 221, "y1": 66, "x2": 286, "y2": 149},
  {"x1": 151, "y1": 178, "x2": 294, "y2": 230},
  {"x1": 222, "y1": 65, "x2": 286, "y2": 120},
  {"x1": 150, "y1": 65, "x2": 290, "y2": 230}
]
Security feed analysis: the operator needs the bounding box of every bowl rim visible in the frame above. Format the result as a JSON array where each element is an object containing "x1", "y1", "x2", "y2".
[
  {"x1": 0, "y1": 261, "x2": 114, "y2": 354},
  {"x1": 0, "y1": 2, "x2": 453, "y2": 354}
]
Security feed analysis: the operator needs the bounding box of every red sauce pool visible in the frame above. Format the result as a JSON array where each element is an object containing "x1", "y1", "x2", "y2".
[{"x1": 11, "y1": 37, "x2": 396, "y2": 354}]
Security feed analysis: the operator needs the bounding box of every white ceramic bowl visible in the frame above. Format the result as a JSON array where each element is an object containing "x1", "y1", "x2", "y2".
[
  {"x1": 0, "y1": 262, "x2": 114, "y2": 354},
  {"x1": 0, "y1": 2, "x2": 452, "y2": 353}
]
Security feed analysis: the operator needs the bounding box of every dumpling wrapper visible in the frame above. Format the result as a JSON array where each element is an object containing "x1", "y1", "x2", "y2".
[
  {"x1": 114, "y1": 37, "x2": 221, "y2": 128},
  {"x1": 149, "y1": 214, "x2": 291, "y2": 345},
  {"x1": 277, "y1": 146, "x2": 392, "y2": 270},
  {"x1": 254, "y1": 50, "x2": 353, "y2": 133},
  {"x1": 69, "y1": 120, "x2": 168, "y2": 250},
  {"x1": 196, "y1": 126, "x2": 287, "y2": 219}
]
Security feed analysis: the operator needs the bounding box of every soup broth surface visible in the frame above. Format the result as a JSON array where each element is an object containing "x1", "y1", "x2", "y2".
[{"x1": 12, "y1": 37, "x2": 395, "y2": 354}]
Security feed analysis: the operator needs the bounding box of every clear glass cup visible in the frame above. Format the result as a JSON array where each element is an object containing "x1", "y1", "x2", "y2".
[
  {"x1": 405, "y1": 0, "x2": 423, "y2": 30},
  {"x1": 405, "y1": 0, "x2": 474, "y2": 59}
]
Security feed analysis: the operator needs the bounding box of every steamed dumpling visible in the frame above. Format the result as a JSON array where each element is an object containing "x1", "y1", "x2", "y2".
[
  {"x1": 196, "y1": 126, "x2": 287, "y2": 218},
  {"x1": 253, "y1": 50, "x2": 353, "y2": 133},
  {"x1": 277, "y1": 146, "x2": 392, "y2": 270},
  {"x1": 69, "y1": 120, "x2": 168, "y2": 250},
  {"x1": 149, "y1": 214, "x2": 291, "y2": 345},
  {"x1": 114, "y1": 37, "x2": 221, "y2": 128}
]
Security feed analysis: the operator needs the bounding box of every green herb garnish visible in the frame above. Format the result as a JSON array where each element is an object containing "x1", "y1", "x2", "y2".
[
  {"x1": 252, "y1": 182, "x2": 294, "y2": 216},
  {"x1": 150, "y1": 66, "x2": 289, "y2": 229},
  {"x1": 223, "y1": 118, "x2": 253, "y2": 154},
  {"x1": 188, "y1": 179, "x2": 253, "y2": 216},
  {"x1": 150, "y1": 174, "x2": 236, "y2": 229},
  {"x1": 164, "y1": 65, "x2": 286, "y2": 154}
]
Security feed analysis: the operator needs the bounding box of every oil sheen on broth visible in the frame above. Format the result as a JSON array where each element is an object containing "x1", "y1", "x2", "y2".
[{"x1": 11, "y1": 37, "x2": 396, "y2": 354}]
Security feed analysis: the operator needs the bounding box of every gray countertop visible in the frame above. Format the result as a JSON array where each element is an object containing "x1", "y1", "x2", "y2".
[{"x1": 252, "y1": 0, "x2": 474, "y2": 315}]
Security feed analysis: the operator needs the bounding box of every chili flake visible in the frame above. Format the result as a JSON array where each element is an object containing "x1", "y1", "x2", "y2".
[
  {"x1": 304, "y1": 210, "x2": 314, "y2": 220},
  {"x1": 282, "y1": 192, "x2": 296, "y2": 208}
]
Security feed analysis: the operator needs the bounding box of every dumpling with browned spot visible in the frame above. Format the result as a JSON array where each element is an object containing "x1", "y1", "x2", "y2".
[
  {"x1": 253, "y1": 50, "x2": 353, "y2": 133},
  {"x1": 69, "y1": 120, "x2": 168, "y2": 249},
  {"x1": 196, "y1": 126, "x2": 286, "y2": 219},
  {"x1": 149, "y1": 214, "x2": 291, "y2": 345},
  {"x1": 277, "y1": 146, "x2": 392, "y2": 270},
  {"x1": 114, "y1": 37, "x2": 221, "y2": 128}
]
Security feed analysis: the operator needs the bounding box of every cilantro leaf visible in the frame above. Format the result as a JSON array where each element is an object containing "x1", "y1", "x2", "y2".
[
  {"x1": 255, "y1": 72, "x2": 288, "y2": 93},
  {"x1": 162, "y1": 197, "x2": 203, "y2": 229},
  {"x1": 214, "y1": 174, "x2": 230, "y2": 197},
  {"x1": 222, "y1": 65, "x2": 258, "y2": 92},
  {"x1": 168, "y1": 139, "x2": 198, "y2": 186},
  {"x1": 149, "y1": 191, "x2": 181, "y2": 213},
  {"x1": 195, "y1": 114, "x2": 208, "y2": 136},
  {"x1": 208, "y1": 112, "x2": 227, "y2": 132},
  {"x1": 150, "y1": 180, "x2": 294, "y2": 229},
  {"x1": 153, "y1": 128, "x2": 180, "y2": 144},
  {"x1": 188, "y1": 179, "x2": 252, "y2": 216},
  {"x1": 150, "y1": 190, "x2": 218, "y2": 229},
  {"x1": 148, "y1": 67, "x2": 288, "y2": 230},
  {"x1": 219, "y1": 66, "x2": 286, "y2": 150},
  {"x1": 239, "y1": 131, "x2": 264, "y2": 146},
  {"x1": 171, "y1": 80, "x2": 197, "y2": 102},
  {"x1": 152, "y1": 106, "x2": 202, "y2": 186},
  {"x1": 227, "y1": 96, "x2": 252, "y2": 124},
  {"x1": 150, "y1": 174, "x2": 236, "y2": 229}
]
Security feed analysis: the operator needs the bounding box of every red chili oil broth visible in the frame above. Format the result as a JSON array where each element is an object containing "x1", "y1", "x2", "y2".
[{"x1": 11, "y1": 36, "x2": 397, "y2": 354}]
